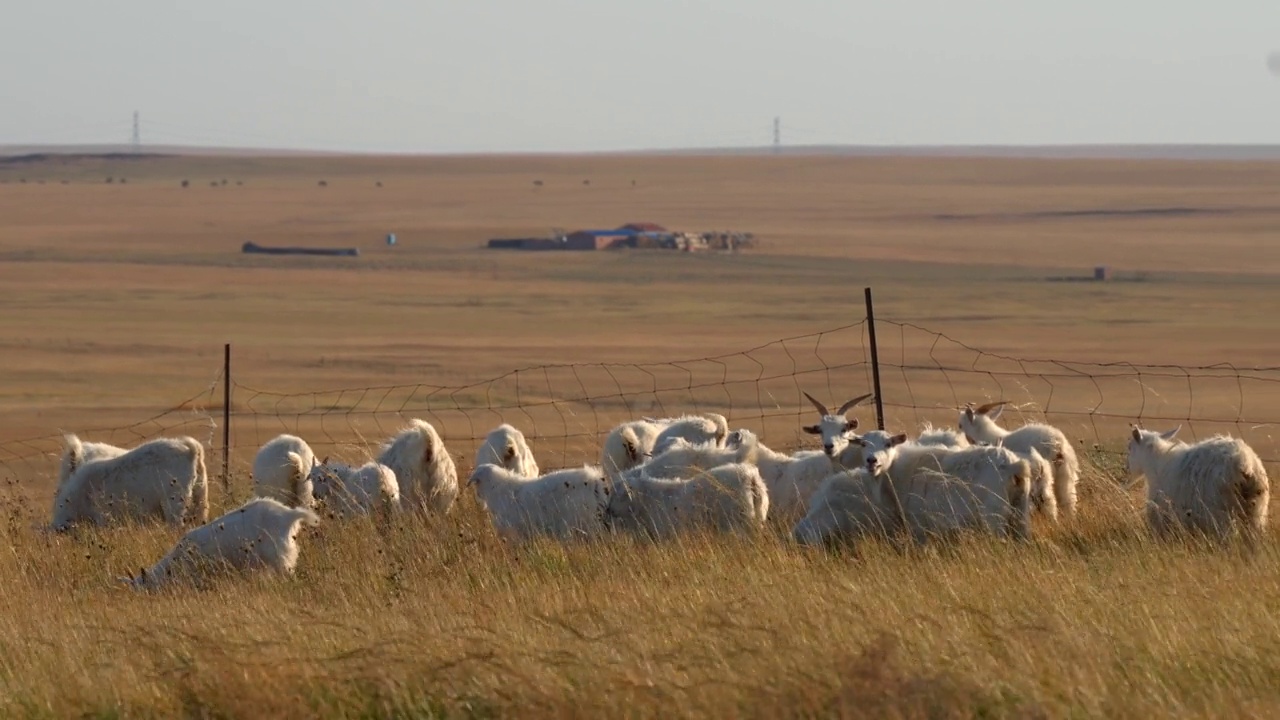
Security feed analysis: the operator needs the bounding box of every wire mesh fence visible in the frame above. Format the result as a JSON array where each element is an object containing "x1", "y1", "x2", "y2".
[
  {"x1": 871, "y1": 320, "x2": 1280, "y2": 466},
  {"x1": 0, "y1": 383, "x2": 223, "y2": 485},
  {"x1": 4, "y1": 299, "x2": 1279, "y2": 505},
  {"x1": 228, "y1": 321, "x2": 874, "y2": 478}
]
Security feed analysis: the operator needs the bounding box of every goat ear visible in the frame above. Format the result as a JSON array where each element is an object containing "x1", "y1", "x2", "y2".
[
  {"x1": 320, "y1": 455, "x2": 329, "y2": 465},
  {"x1": 801, "y1": 425, "x2": 821, "y2": 435},
  {"x1": 987, "y1": 404, "x2": 1005, "y2": 421},
  {"x1": 1131, "y1": 427, "x2": 1142, "y2": 443},
  {"x1": 963, "y1": 406, "x2": 974, "y2": 421},
  {"x1": 504, "y1": 446, "x2": 515, "y2": 460},
  {"x1": 890, "y1": 434, "x2": 908, "y2": 447},
  {"x1": 1160, "y1": 426, "x2": 1181, "y2": 441},
  {"x1": 844, "y1": 419, "x2": 858, "y2": 431}
]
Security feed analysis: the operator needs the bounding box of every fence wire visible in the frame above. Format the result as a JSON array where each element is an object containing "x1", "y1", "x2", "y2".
[
  {"x1": 3, "y1": 316, "x2": 1279, "y2": 502},
  {"x1": 874, "y1": 321, "x2": 1280, "y2": 465},
  {"x1": 0, "y1": 371, "x2": 223, "y2": 504},
  {"x1": 229, "y1": 322, "x2": 872, "y2": 474}
]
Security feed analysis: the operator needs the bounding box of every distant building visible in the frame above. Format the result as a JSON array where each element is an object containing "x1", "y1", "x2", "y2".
[
  {"x1": 485, "y1": 222, "x2": 754, "y2": 252},
  {"x1": 564, "y1": 229, "x2": 639, "y2": 250},
  {"x1": 618, "y1": 222, "x2": 667, "y2": 233}
]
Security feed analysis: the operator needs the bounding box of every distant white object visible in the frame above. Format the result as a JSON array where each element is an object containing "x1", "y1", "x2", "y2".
[
  {"x1": 121, "y1": 498, "x2": 320, "y2": 590},
  {"x1": 386, "y1": 233, "x2": 397, "y2": 246},
  {"x1": 1268, "y1": 52, "x2": 1280, "y2": 76},
  {"x1": 377, "y1": 419, "x2": 457, "y2": 514},
  {"x1": 252, "y1": 434, "x2": 316, "y2": 508}
]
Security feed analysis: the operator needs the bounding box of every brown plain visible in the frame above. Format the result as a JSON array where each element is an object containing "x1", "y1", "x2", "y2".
[{"x1": 1, "y1": 153, "x2": 1279, "y2": 718}]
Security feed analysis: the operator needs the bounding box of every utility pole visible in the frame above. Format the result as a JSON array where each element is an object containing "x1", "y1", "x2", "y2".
[
  {"x1": 773, "y1": 116, "x2": 781, "y2": 154},
  {"x1": 131, "y1": 111, "x2": 140, "y2": 153}
]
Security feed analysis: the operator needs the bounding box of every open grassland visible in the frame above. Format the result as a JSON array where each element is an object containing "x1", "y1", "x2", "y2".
[
  {"x1": 7, "y1": 462, "x2": 1280, "y2": 719},
  {"x1": 1, "y1": 152, "x2": 1280, "y2": 717}
]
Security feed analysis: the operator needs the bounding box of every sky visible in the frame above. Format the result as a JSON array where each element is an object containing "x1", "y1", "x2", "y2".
[{"x1": 3, "y1": 1, "x2": 1279, "y2": 153}]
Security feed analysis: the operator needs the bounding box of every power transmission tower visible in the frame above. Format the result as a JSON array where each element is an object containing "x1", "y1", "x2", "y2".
[
  {"x1": 131, "y1": 111, "x2": 140, "y2": 153},
  {"x1": 773, "y1": 117, "x2": 781, "y2": 154}
]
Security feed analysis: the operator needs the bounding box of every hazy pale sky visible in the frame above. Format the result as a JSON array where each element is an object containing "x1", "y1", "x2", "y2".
[{"x1": 4, "y1": 1, "x2": 1279, "y2": 153}]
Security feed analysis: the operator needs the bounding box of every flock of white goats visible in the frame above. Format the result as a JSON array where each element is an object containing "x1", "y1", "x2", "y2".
[{"x1": 46, "y1": 391, "x2": 1271, "y2": 590}]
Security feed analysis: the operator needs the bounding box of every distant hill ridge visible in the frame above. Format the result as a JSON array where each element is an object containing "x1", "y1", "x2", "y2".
[{"x1": 4, "y1": 143, "x2": 1280, "y2": 161}]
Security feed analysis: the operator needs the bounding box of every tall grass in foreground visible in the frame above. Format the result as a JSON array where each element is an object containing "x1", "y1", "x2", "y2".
[{"x1": 2, "y1": 451, "x2": 1279, "y2": 719}]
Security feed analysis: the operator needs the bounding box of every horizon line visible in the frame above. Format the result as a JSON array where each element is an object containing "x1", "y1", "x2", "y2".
[{"x1": 6, "y1": 141, "x2": 1280, "y2": 161}]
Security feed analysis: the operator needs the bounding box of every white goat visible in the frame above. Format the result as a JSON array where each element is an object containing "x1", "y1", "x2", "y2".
[
  {"x1": 53, "y1": 435, "x2": 209, "y2": 531},
  {"x1": 57, "y1": 435, "x2": 127, "y2": 488},
  {"x1": 601, "y1": 413, "x2": 729, "y2": 482},
  {"x1": 475, "y1": 423, "x2": 539, "y2": 478},
  {"x1": 308, "y1": 459, "x2": 401, "y2": 519},
  {"x1": 376, "y1": 419, "x2": 457, "y2": 514},
  {"x1": 601, "y1": 419, "x2": 666, "y2": 482},
  {"x1": 625, "y1": 436, "x2": 758, "y2": 482},
  {"x1": 650, "y1": 413, "x2": 730, "y2": 455},
  {"x1": 919, "y1": 420, "x2": 1054, "y2": 522},
  {"x1": 958, "y1": 401, "x2": 1079, "y2": 518},
  {"x1": 801, "y1": 392, "x2": 874, "y2": 458},
  {"x1": 467, "y1": 464, "x2": 610, "y2": 542},
  {"x1": 857, "y1": 433, "x2": 1032, "y2": 543},
  {"x1": 606, "y1": 463, "x2": 769, "y2": 540},
  {"x1": 1014, "y1": 447, "x2": 1057, "y2": 522},
  {"x1": 1127, "y1": 425, "x2": 1270, "y2": 540},
  {"x1": 120, "y1": 498, "x2": 320, "y2": 590},
  {"x1": 916, "y1": 423, "x2": 970, "y2": 449},
  {"x1": 792, "y1": 468, "x2": 896, "y2": 547},
  {"x1": 252, "y1": 434, "x2": 316, "y2": 508},
  {"x1": 725, "y1": 428, "x2": 866, "y2": 523}
]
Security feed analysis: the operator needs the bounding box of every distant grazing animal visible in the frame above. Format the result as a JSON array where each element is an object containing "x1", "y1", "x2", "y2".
[
  {"x1": 601, "y1": 413, "x2": 728, "y2": 483},
  {"x1": 959, "y1": 401, "x2": 1079, "y2": 519},
  {"x1": 607, "y1": 463, "x2": 769, "y2": 540},
  {"x1": 475, "y1": 423, "x2": 539, "y2": 479},
  {"x1": 121, "y1": 498, "x2": 320, "y2": 590},
  {"x1": 252, "y1": 434, "x2": 317, "y2": 508},
  {"x1": 376, "y1": 419, "x2": 457, "y2": 514},
  {"x1": 1127, "y1": 425, "x2": 1269, "y2": 541},
  {"x1": 308, "y1": 458, "x2": 401, "y2": 519},
  {"x1": 53, "y1": 435, "x2": 208, "y2": 531},
  {"x1": 57, "y1": 436, "x2": 127, "y2": 489},
  {"x1": 467, "y1": 464, "x2": 611, "y2": 542}
]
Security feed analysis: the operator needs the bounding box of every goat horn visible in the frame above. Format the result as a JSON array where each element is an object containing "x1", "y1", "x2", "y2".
[
  {"x1": 837, "y1": 393, "x2": 874, "y2": 416},
  {"x1": 802, "y1": 392, "x2": 830, "y2": 417},
  {"x1": 974, "y1": 401, "x2": 1008, "y2": 415}
]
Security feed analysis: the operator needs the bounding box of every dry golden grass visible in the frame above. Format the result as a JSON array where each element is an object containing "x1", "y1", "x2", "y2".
[
  {"x1": 2, "y1": 152, "x2": 1280, "y2": 717},
  {"x1": 5, "y1": 457, "x2": 1280, "y2": 719}
]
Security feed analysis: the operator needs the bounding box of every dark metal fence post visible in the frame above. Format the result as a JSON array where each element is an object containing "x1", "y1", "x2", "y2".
[
  {"x1": 864, "y1": 288, "x2": 886, "y2": 430},
  {"x1": 222, "y1": 343, "x2": 231, "y2": 494}
]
